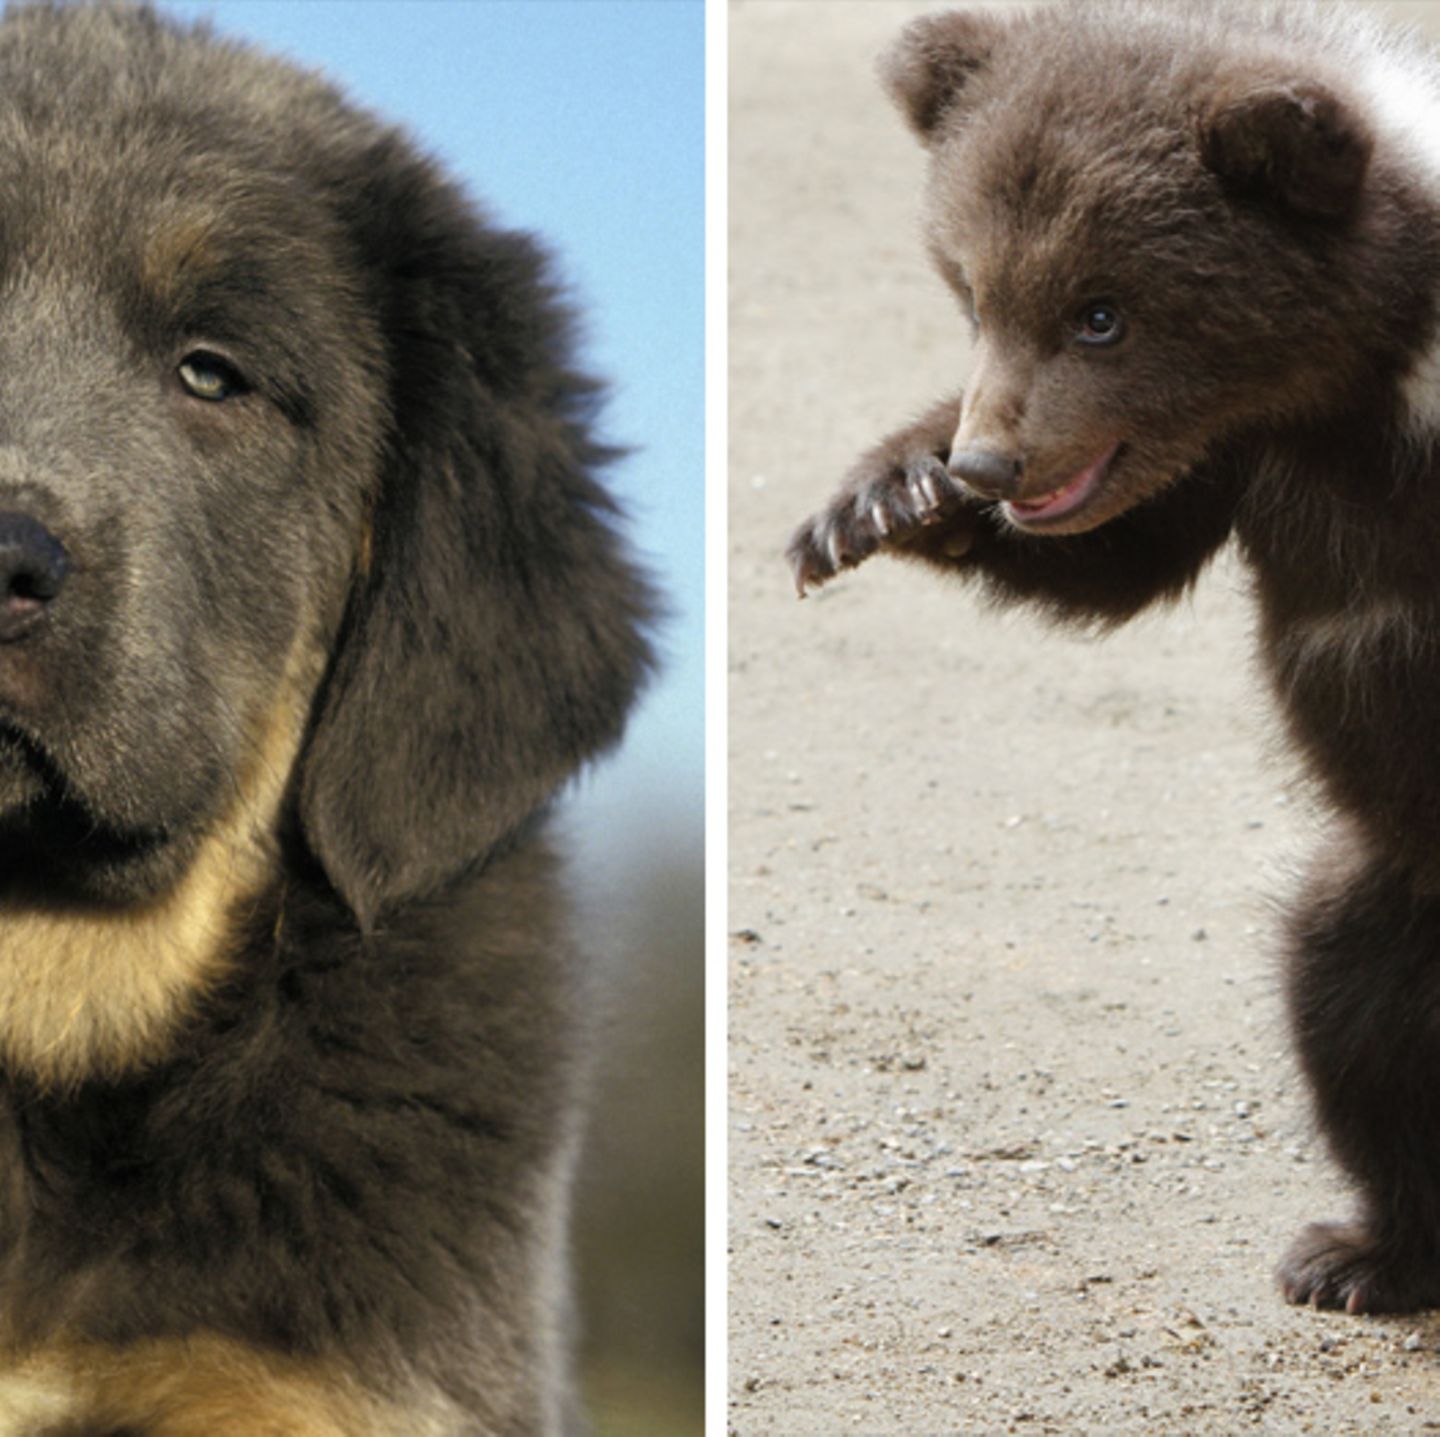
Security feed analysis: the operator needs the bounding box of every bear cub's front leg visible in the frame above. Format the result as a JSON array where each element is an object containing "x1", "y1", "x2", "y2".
[{"x1": 787, "y1": 395, "x2": 981, "y2": 594}]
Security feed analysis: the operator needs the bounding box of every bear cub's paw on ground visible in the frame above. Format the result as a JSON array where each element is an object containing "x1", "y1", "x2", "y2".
[{"x1": 1278, "y1": 1221, "x2": 1440, "y2": 1315}]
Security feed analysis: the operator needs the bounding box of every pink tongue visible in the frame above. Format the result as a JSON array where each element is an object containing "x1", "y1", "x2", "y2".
[{"x1": 1010, "y1": 466, "x2": 1091, "y2": 517}]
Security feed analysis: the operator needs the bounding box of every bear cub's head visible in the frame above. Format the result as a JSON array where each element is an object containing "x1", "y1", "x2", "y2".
[{"x1": 887, "y1": 5, "x2": 1427, "y2": 535}]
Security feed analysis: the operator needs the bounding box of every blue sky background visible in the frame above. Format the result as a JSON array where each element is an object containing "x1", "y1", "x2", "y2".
[{"x1": 164, "y1": 0, "x2": 706, "y2": 877}]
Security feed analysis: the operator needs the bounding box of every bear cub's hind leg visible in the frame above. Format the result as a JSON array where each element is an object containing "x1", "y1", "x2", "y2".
[{"x1": 1280, "y1": 846, "x2": 1440, "y2": 1313}]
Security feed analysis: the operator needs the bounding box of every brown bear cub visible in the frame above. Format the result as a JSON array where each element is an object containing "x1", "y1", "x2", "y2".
[{"x1": 788, "y1": 0, "x2": 1440, "y2": 1314}]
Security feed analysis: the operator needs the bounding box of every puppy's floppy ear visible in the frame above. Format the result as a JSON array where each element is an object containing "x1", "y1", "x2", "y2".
[
  {"x1": 300, "y1": 148, "x2": 655, "y2": 929},
  {"x1": 1199, "y1": 72, "x2": 1373, "y2": 219},
  {"x1": 880, "y1": 10, "x2": 1007, "y2": 143}
]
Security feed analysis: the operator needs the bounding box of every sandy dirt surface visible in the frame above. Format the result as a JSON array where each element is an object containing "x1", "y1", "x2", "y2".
[{"x1": 728, "y1": 3, "x2": 1440, "y2": 1432}]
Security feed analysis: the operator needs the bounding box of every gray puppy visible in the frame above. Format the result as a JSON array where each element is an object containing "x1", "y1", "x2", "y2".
[{"x1": 0, "y1": 4, "x2": 652, "y2": 1432}]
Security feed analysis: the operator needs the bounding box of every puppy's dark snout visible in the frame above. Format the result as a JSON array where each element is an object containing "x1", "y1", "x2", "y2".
[
  {"x1": 948, "y1": 447, "x2": 1022, "y2": 501},
  {"x1": 0, "y1": 511, "x2": 68, "y2": 641}
]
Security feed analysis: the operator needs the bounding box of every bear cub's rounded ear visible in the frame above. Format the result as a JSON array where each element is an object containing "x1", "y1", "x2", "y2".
[
  {"x1": 1199, "y1": 75, "x2": 1374, "y2": 220},
  {"x1": 880, "y1": 9, "x2": 1009, "y2": 143}
]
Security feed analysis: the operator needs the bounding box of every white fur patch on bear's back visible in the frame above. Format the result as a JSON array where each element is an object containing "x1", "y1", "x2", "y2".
[
  {"x1": 1339, "y1": 13, "x2": 1440, "y2": 434},
  {"x1": 1361, "y1": 53, "x2": 1440, "y2": 186}
]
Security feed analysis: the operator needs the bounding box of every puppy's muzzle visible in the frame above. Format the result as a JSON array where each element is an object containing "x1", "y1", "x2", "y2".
[{"x1": 0, "y1": 510, "x2": 68, "y2": 641}]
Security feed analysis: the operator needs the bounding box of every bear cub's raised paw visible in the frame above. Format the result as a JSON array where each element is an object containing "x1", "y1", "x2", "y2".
[{"x1": 787, "y1": 446, "x2": 976, "y2": 596}]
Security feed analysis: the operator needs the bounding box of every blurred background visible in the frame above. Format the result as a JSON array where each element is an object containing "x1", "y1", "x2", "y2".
[{"x1": 162, "y1": 3, "x2": 705, "y2": 1432}]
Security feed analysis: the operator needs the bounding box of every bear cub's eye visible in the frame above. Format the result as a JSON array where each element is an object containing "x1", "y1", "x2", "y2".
[
  {"x1": 1076, "y1": 302, "x2": 1125, "y2": 347},
  {"x1": 177, "y1": 351, "x2": 247, "y2": 402}
]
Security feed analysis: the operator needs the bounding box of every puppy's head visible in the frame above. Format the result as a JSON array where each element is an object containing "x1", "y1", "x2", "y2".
[{"x1": 0, "y1": 5, "x2": 653, "y2": 926}]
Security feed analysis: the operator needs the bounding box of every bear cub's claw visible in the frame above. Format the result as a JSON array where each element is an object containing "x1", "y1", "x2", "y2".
[
  {"x1": 786, "y1": 451, "x2": 974, "y2": 595},
  {"x1": 1279, "y1": 1221, "x2": 1440, "y2": 1315}
]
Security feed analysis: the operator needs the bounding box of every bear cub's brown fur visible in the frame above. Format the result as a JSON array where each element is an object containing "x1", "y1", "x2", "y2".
[{"x1": 789, "y1": 0, "x2": 1440, "y2": 1314}]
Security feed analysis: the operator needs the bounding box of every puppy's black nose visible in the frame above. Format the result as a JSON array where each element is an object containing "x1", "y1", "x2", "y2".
[
  {"x1": 0, "y1": 511, "x2": 69, "y2": 641},
  {"x1": 949, "y1": 447, "x2": 1021, "y2": 501}
]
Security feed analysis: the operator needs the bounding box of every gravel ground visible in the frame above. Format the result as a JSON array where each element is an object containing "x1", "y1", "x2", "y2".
[{"x1": 728, "y1": 3, "x2": 1440, "y2": 1431}]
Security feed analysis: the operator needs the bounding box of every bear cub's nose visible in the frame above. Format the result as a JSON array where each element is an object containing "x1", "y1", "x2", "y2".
[{"x1": 948, "y1": 446, "x2": 1021, "y2": 501}]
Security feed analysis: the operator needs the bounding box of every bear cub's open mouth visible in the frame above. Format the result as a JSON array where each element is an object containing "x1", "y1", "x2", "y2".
[{"x1": 1004, "y1": 441, "x2": 1122, "y2": 527}]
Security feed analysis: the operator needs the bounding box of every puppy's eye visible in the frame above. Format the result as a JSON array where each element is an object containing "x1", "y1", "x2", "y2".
[
  {"x1": 1076, "y1": 302, "x2": 1124, "y2": 347},
  {"x1": 177, "y1": 351, "x2": 246, "y2": 401}
]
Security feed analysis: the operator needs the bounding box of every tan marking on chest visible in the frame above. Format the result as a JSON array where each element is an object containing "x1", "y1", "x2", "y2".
[
  {"x1": 0, "y1": 1333, "x2": 457, "y2": 1436},
  {"x1": 0, "y1": 646, "x2": 316, "y2": 1091}
]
